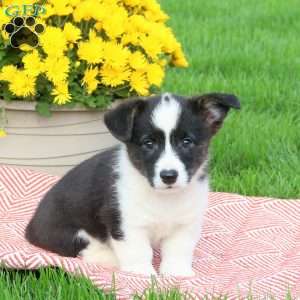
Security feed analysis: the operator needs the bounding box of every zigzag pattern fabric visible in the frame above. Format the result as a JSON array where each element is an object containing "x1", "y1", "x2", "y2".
[{"x1": 0, "y1": 165, "x2": 299, "y2": 299}]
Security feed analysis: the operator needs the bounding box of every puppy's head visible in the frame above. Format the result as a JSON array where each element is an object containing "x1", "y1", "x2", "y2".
[{"x1": 105, "y1": 93, "x2": 240, "y2": 190}]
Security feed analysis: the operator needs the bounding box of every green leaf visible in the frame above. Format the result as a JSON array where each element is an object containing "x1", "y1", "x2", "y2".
[
  {"x1": 149, "y1": 84, "x2": 160, "y2": 94},
  {"x1": 36, "y1": 102, "x2": 52, "y2": 117},
  {"x1": 0, "y1": 84, "x2": 15, "y2": 101},
  {"x1": 0, "y1": 49, "x2": 6, "y2": 62},
  {"x1": 0, "y1": 47, "x2": 22, "y2": 68},
  {"x1": 113, "y1": 87, "x2": 131, "y2": 99},
  {"x1": 94, "y1": 95, "x2": 111, "y2": 108}
]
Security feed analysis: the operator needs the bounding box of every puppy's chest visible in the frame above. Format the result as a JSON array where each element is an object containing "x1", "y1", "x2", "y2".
[
  {"x1": 128, "y1": 198, "x2": 192, "y2": 244},
  {"x1": 148, "y1": 222, "x2": 177, "y2": 246},
  {"x1": 118, "y1": 187, "x2": 204, "y2": 244}
]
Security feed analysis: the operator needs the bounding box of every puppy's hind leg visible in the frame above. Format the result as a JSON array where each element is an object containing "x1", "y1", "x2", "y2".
[
  {"x1": 77, "y1": 229, "x2": 119, "y2": 268},
  {"x1": 25, "y1": 221, "x2": 87, "y2": 257}
]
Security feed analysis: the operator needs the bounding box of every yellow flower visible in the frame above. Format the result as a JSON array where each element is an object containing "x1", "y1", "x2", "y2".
[
  {"x1": 164, "y1": 31, "x2": 179, "y2": 53},
  {"x1": 40, "y1": 27, "x2": 67, "y2": 57},
  {"x1": 144, "y1": 9, "x2": 169, "y2": 23},
  {"x1": 130, "y1": 71, "x2": 149, "y2": 96},
  {"x1": 142, "y1": 0, "x2": 169, "y2": 22},
  {"x1": 41, "y1": 4, "x2": 55, "y2": 18},
  {"x1": 0, "y1": 0, "x2": 187, "y2": 106},
  {"x1": 126, "y1": 15, "x2": 151, "y2": 34},
  {"x1": 122, "y1": 32, "x2": 140, "y2": 46},
  {"x1": 1, "y1": 30, "x2": 9, "y2": 41},
  {"x1": 103, "y1": 42, "x2": 130, "y2": 68},
  {"x1": 73, "y1": 0, "x2": 104, "y2": 22},
  {"x1": 101, "y1": 5, "x2": 127, "y2": 38},
  {"x1": 78, "y1": 31, "x2": 104, "y2": 64},
  {"x1": 44, "y1": 56, "x2": 70, "y2": 84},
  {"x1": 129, "y1": 51, "x2": 147, "y2": 71},
  {"x1": 100, "y1": 64, "x2": 130, "y2": 87},
  {"x1": 145, "y1": 63, "x2": 164, "y2": 87},
  {"x1": 172, "y1": 48, "x2": 189, "y2": 67},
  {"x1": 19, "y1": 44, "x2": 35, "y2": 52},
  {"x1": 22, "y1": 50, "x2": 44, "y2": 77},
  {"x1": 69, "y1": 0, "x2": 81, "y2": 6},
  {"x1": 102, "y1": 14, "x2": 126, "y2": 39},
  {"x1": 8, "y1": 70, "x2": 36, "y2": 97},
  {"x1": 2, "y1": 0, "x2": 25, "y2": 4},
  {"x1": 139, "y1": 35, "x2": 162, "y2": 59},
  {"x1": 0, "y1": 13, "x2": 10, "y2": 27},
  {"x1": 148, "y1": 24, "x2": 178, "y2": 54},
  {"x1": 52, "y1": 82, "x2": 71, "y2": 105},
  {"x1": 101, "y1": 0, "x2": 118, "y2": 4},
  {"x1": 82, "y1": 67, "x2": 99, "y2": 94},
  {"x1": 63, "y1": 22, "x2": 81, "y2": 43},
  {"x1": 0, "y1": 13, "x2": 10, "y2": 40},
  {"x1": 95, "y1": 21, "x2": 103, "y2": 31},
  {"x1": 48, "y1": 0, "x2": 73, "y2": 16},
  {"x1": 0, "y1": 129, "x2": 7, "y2": 138},
  {"x1": 157, "y1": 58, "x2": 167, "y2": 67},
  {"x1": 124, "y1": 0, "x2": 142, "y2": 6},
  {"x1": 173, "y1": 56, "x2": 188, "y2": 68},
  {"x1": 0, "y1": 65, "x2": 18, "y2": 81},
  {"x1": 142, "y1": 0, "x2": 158, "y2": 10}
]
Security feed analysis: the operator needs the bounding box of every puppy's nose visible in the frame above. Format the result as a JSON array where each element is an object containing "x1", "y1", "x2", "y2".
[{"x1": 160, "y1": 169, "x2": 178, "y2": 185}]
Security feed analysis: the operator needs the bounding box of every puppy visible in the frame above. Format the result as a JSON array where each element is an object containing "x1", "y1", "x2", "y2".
[{"x1": 26, "y1": 92, "x2": 240, "y2": 276}]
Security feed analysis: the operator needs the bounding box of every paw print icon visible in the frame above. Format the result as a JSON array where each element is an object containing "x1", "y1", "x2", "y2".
[{"x1": 2, "y1": 16, "x2": 44, "y2": 48}]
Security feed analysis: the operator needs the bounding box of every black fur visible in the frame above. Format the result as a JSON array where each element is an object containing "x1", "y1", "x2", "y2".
[
  {"x1": 25, "y1": 147, "x2": 123, "y2": 257},
  {"x1": 104, "y1": 99, "x2": 145, "y2": 142}
]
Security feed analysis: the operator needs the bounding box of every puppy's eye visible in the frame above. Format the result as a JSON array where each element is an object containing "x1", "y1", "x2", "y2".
[
  {"x1": 141, "y1": 139, "x2": 155, "y2": 150},
  {"x1": 181, "y1": 137, "x2": 194, "y2": 148}
]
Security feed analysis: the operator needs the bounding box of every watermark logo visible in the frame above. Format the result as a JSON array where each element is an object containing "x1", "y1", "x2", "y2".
[
  {"x1": 1, "y1": 4, "x2": 46, "y2": 48},
  {"x1": 4, "y1": 4, "x2": 46, "y2": 17},
  {"x1": 3, "y1": 16, "x2": 44, "y2": 48}
]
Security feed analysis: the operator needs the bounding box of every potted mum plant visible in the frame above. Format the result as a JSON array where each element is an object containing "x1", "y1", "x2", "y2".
[{"x1": 0, "y1": 0, "x2": 188, "y2": 175}]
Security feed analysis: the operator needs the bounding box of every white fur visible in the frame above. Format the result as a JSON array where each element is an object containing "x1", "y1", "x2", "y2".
[
  {"x1": 151, "y1": 93, "x2": 181, "y2": 133},
  {"x1": 151, "y1": 94, "x2": 188, "y2": 189},
  {"x1": 111, "y1": 145, "x2": 209, "y2": 276},
  {"x1": 77, "y1": 229, "x2": 119, "y2": 267}
]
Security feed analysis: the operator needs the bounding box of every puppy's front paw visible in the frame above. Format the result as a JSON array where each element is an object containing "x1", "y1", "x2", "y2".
[
  {"x1": 121, "y1": 264, "x2": 157, "y2": 276},
  {"x1": 160, "y1": 263, "x2": 195, "y2": 277}
]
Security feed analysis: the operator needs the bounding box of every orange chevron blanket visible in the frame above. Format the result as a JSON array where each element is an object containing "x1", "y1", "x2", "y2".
[{"x1": 0, "y1": 165, "x2": 299, "y2": 299}]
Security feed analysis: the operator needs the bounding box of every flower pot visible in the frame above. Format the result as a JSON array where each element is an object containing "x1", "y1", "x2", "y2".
[{"x1": 0, "y1": 100, "x2": 118, "y2": 175}]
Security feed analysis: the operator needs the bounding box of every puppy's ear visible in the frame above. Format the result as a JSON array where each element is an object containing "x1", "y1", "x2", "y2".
[
  {"x1": 104, "y1": 99, "x2": 145, "y2": 142},
  {"x1": 189, "y1": 93, "x2": 241, "y2": 135}
]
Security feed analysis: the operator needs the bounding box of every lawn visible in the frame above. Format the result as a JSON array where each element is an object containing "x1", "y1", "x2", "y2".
[
  {"x1": 163, "y1": 0, "x2": 300, "y2": 199},
  {"x1": 1, "y1": 0, "x2": 300, "y2": 299}
]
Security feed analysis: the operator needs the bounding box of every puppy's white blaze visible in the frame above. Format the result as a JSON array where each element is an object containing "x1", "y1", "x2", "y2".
[
  {"x1": 154, "y1": 139, "x2": 188, "y2": 188},
  {"x1": 151, "y1": 94, "x2": 188, "y2": 188},
  {"x1": 77, "y1": 229, "x2": 119, "y2": 267},
  {"x1": 151, "y1": 93, "x2": 181, "y2": 133}
]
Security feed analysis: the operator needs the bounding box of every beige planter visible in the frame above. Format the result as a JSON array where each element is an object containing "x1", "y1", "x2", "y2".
[{"x1": 0, "y1": 100, "x2": 118, "y2": 175}]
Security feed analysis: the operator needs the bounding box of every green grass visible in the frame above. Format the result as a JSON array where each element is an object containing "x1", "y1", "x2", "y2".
[
  {"x1": 0, "y1": 267, "x2": 295, "y2": 300},
  {"x1": 1, "y1": 0, "x2": 300, "y2": 298},
  {"x1": 162, "y1": 0, "x2": 300, "y2": 199},
  {"x1": 0, "y1": 268, "x2": 116, "y2": 300}
]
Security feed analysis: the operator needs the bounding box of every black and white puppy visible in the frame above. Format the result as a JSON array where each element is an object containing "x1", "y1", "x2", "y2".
[{"x1": 26, "y1": 93, "x2": 240, "y2": 276}]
